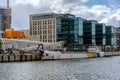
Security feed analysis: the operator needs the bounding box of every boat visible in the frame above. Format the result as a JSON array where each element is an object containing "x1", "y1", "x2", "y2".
[{"x1": 87, "y1": 46, "x2": 104, "y2": 57}]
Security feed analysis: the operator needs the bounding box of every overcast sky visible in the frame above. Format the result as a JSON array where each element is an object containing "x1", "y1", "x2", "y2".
[{"x1": 0, "y1": 0, "x2": 120, "y2": 30}]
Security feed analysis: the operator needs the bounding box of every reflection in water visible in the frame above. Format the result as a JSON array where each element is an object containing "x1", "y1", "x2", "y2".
[{"x1": 0, "y1": 56, "x2": 120, "y2": 80}]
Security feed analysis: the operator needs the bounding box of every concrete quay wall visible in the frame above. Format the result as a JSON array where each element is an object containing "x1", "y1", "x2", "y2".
[
  {"x1": 0, "y1": 54, "x2": 41, "y2": 62},
  {"x1": 104, "y1": 52, "x2": 120, "y2": 57},
  {"x1": 0, "y1": 52, "x2": 120, "y2": 62},
  {"x1": 0, "y1": 53, "x2": 95, "y2": 62},
  {"x1": 58, "y1": 52, "x2": 120, "y2": 60}
]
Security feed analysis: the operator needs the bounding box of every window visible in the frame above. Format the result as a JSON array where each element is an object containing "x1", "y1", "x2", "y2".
[
  {"x1": 30, "y1": 31, "x2": 32, "y2": 35},
  {"x1": 35, "y1": 31, "x2": 37, "y2": 35},
  {"x1": 50, "y1": 25, "x2": 52, "y2": 29},
  {"x1": 53, "y1": 30, "x2": 55, "y2": 34},
  {"x1": 53, "y1": 35, "x2": 55, "y2": 38},
  {"x1": 53, "y1": 25, "x2": 55, "y2": 29},
  {"x1": 53, "y1": 19, "x2": 55, "y2": 24},
  {"x1": 45, "y1": 20, "x2": 47, "y2": 24},
  {"x1": 40, "y1": 31, "x2": 41, "y2": 34},
  {"x1": 50, "y1": 20, "x2": 52, "y2": 24}
]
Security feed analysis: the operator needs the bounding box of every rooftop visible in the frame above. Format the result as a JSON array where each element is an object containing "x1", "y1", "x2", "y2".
[{"x1": 30, "y1": 12, "x2": 75, "y2": 20}]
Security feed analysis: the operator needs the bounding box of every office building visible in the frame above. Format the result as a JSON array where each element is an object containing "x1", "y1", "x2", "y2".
[
  {"x1": 83, "y1": 20, "x2": 97, "y2": 46},
  {"x1": 29, "y1": 13, "x2": 115, "y2": 51},
  {"x1": 0, "y1": 7, "x2": 7, "y2": 38},
  {"x1": 106, "y1": 25, "x2": 115, "y2": 46},
  {"x1": 0, "y1": 7, "x2": 11, "y2": 38},
  {"x1": 30, "y1": 13, "x2": 57, "y2": 42},
  {"x1": 57, "y1": 14, "x2": 75, "y2": 50},
  {"x1": 30, "y1": 13, "x2": 75, "y2": 43},
  {"x1": 115, "y1": 27, "x2": 120, "y2": 47},
  {"x1": 95, "y1": 23, "x2": 106, "y2": 46}
]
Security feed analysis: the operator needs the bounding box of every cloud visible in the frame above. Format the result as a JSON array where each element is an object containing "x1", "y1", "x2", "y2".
[
  {"x1": 72, "y1": 5, "x2": 111, "y2": 20},
  {"x1": 11, "y1": 0, "x2": 90, "y2": 29},
  {"x1": 0, "y1": 0, "x2": 6, "y2": 6},
  {"x1": 50, "y1": 0, "x2": 89, "y2": 13},
  {"x1": 11, "y1": 0, "x2": 51, "y2": 29},
  {"x1": 99, "y1": 8, "x2": 120, "y2": 27},
  {"x1": 1, "y1": 0, "x2": 120, "y2": 29},
  {"x1": 62, "y1": 0, "x2": 89, "y2": 4}
]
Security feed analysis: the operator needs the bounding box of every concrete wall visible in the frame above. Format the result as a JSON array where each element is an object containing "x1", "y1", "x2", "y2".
[
  {"x1": 0, "y1": 54, "x2": 41, "y2": 62},
  {"x1": 1, "y1": 52, "x2": 120, "y2": 62},
  {"x1": 104, "y1": 52, "x2": 120, "y2": 56}
]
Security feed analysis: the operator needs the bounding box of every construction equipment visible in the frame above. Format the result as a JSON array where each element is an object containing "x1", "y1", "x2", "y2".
[
  {"x1": 6, "y1": 0, "x2": 10, "y2": 29},
  {"x1": 4, "y1": 0, "x2": 25, "y2": 39},
  {"x1": 0, "y1": 38, "x2": 64, "y2": 57},
  {"x1": 0, "y1": 38, "x2": 64, "y2": 50}
]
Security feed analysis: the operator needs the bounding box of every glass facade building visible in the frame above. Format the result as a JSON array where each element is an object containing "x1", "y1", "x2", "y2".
[
  {"x1": 57, "y1": 17, "x2": 74, "y2": 44},
  {"x1": 30, "y1": 13, "x2": 115, "y2": 51},
  {"x1": 96, "y1": 23, "x2": 106, "y2": 46},
  {"x1": 0, "y1": 7, "x2": 7, "y2": 38},
  {"x1": 56, "y1": 14, "x2": 75, "y2": 50},
  {"x1": 0, "y1": 7, "x2": 11, "y2": 38},
  {"x1": 83, "y1": 20, "x2": 97, "y2": 46},
  {"x1": 74, "y1": 17, "x2": 85, "y2": 45},
  {"x1": 106, "y1": 26, "x2": 115, "y2": 45}
]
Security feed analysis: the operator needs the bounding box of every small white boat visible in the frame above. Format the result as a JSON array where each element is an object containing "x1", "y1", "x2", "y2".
[{"x1": 87, "y1": 46, "x2": 104, "y2": 57}]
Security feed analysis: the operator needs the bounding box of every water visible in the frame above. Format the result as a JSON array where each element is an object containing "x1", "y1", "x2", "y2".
[{"x1": 0, "y1": 56, "x2": 120, "y2": 80}]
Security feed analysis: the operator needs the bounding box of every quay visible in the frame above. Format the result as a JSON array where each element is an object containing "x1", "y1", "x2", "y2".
[
  {"x1": 0, "y1": 39, "x2": 120, "y2": 62},
  {"x1": 0, "y1": 53, "x2": 42, "y2": 62},
  {"x1": 0, "y1": 51, "x2": 120, "y2": 62}
]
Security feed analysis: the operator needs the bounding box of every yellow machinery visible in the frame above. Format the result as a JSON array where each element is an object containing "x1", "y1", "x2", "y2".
[{"x1": 4, "y1": 0, "x2": 25, "y2": 39}]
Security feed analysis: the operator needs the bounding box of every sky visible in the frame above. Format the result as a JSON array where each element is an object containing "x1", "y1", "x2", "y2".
[{"x1": 0, "y1": 0, "x2": 120, "y2": 30}]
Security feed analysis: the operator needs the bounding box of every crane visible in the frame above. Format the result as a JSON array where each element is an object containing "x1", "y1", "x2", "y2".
[
  {"x1": 4, "y1": 0, "x2": 25, "y2": 39},
  {"x1": 6, "y1": 0, "x2": 10, "y2": 29}
]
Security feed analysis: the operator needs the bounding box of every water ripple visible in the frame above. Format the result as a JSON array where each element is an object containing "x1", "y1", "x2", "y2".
[{"x1": 0, "y1": 56, "x2": 120, "y2": 80}]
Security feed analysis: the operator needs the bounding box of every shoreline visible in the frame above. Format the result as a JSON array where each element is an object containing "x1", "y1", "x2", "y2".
[{"x1": 0, "y1": 52, "x2": 120, "y2": 63}]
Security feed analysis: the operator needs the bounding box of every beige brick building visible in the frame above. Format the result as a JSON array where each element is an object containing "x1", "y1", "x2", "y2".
[{"x1": 29, "y1": 13, "x2": 57, "y2": 43}]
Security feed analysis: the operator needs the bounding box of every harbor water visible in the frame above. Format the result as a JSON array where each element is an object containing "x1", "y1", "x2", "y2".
[{"x1": 0, "y1": 56, "x2": 120, "y2": 80}]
